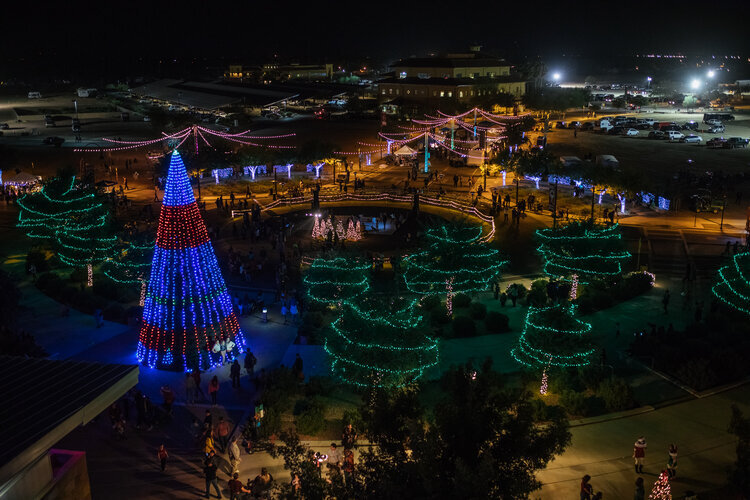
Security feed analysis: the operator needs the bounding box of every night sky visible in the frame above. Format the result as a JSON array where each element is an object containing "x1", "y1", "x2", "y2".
[{"x1": 2, "y1": 0, "x2": 748, "y2": 75}]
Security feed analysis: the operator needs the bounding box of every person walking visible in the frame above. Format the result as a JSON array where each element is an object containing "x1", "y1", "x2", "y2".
[
  {"x1": 633, "y1": 436, "x2": 647, "y2": 473},
  {"x1": 193, "y1": 368, "x2": 205, "y2": 401},
  {"x1": 292, "y1": 353, "x2": 304, "y2": 382},
  {"x1": 203, "y1": 452, "x2": 222, "y2": 499},
  {"x1": 634, "y1": 477, "x2": 645, "y2": 500},
  {"x1": 228, "y1": 436, "x2": 241, "y2": 475},
  {"x1": 157, "y1": 444, "x2": 168, "y2": 472},
  {"x1": 160, "y1": 384, "x2": 175, "y2": 415},
  {"x1": 215, "y1": 416, "x2": 230, "y2": 453},
  {"x1": 230, "y1": 360, "x2": 241, "y2": 388},
  {"x1": 244, "y1": 350, "x2": 257, "y2": 378},
  {"x1": 666, "y1": 444, "x2": 678, "y2": 478},
  {"x1": 219, "y1": 339, "x2": 228, "y2": 365},
  {"x1": 208, "y1": 376, "x2": 219, "y2": 407},
  {"x1": 662, "y1": 289, "x2": 670, "y2": 314},
  {"x1": 580, "y1": 474, "x2": 593, "y2": 500},
  {"x1": 186, "y1": 373, "x2": 197, "y2": 404},
  {"x1": 342, "y1": 423, "x2": 358, "y2": 450},
  {"x1": 228, "y1": 472, "x2": 250, "y2": 500}
]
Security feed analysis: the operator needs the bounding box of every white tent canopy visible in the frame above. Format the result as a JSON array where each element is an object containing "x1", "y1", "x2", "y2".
[
  {"x1": 466, "y1": 146, "x2": 487, "y2": 166},
  {"x1": 393, "y1": 145, "x2": 417, "y2": 156}
]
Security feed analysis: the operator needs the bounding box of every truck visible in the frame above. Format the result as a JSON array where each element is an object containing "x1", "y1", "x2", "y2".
[{"x1": 597, "y1": 119, "x2": 613, "y2": 132}]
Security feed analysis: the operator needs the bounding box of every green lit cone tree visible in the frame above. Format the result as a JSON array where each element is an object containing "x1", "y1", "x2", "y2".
[
  {"x1": 713, "y1": 251, "x2": 750, "y2": 315},
  {"x1": 536, "y1": 221, "x2": 630, "y2": 285},
  {"x1": 18, "y1": 176, "x2": 116, "y2": 285},
  {"x1": 403, "y1": 225, "x2": 507, "y2": 314},
  {"x1": 103, "y1": 236, "x2": 155, "y2": 305},
  {"x1": 303, "y1": 255, "x2": 370, "y2": 305},
  {"x1": 511, "y1": 304, "x2": 596, "y2": 368},
  {"x1": 324, "y1": 297, "x2": 438, "y2": 388}
]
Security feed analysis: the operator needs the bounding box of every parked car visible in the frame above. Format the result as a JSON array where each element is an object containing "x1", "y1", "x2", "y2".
[
  {"x1": 625, "y1": 128, "x2": 639, "y2": 136},
  {"x1": 682, "y1": 121, "x2": 699, "y2": 131},
  {"x1": 680, "y1": 135, "x2": 703, "y2": 143},
  {"x1": 709, "y1": 125, "x2": 725, "y2": 133},
  {"x1": 580, "y1": 122, "x2": 595, "y2": 131},
  {"x1": 635, "y1": 123, "x2": 652, "y2": 130},
  {"x1": 143, "y1": 116, "x2": 151, "y2": 122},
  {"x1": 42, "y1": 136, "x2": 65, "y2": 146},
  {"x1": 648, "y1": 130, "x2": 666, "y2": 139},
  {"x1": 667, "y1": 131, "x2": 685, "y2": 141},
  {"x1": 707, "y1": 138, "x2": 728, "y2": 148},
  {"x1": 705, "y1": 119, "x2": 723, "y2": 127},
  {"x1": 555, "y1": 121, "x2": 567, "y2": 129},
  {"x1": 568, "y1": 121, "x2": 582, "y2": 129},
  {"x1": 0, "y1": 123, "x2": 10, "y2": 130},
  {"x1": 726, "y1": 137, "x2": 749, "y2": 149},
  {"x1": 608, "y1": 126, "x2": 625, "y2": 135}
]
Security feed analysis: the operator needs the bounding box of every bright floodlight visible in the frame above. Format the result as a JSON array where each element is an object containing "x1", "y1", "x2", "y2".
[
  {"x1": 647, "y1": 76, "x2": 652, "y2": 82},
  {"x1": 552, "y1": 72, "x2": 561, "y2": 81},
  {"x1": 707, "y1": 70, "x2": 716, "y2": 78},
  {"x1": 690, "y1": 79, "x2": 701, "y2": 90}
]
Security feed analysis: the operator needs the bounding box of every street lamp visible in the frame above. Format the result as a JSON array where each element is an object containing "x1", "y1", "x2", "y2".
[
  {"x1": 707, "y1": 70, "x2": 716, "y2": 78},
  {"x1": 690, "y1": 79, "x2": 701, "y2": 90},
  {"x1": 646, "y1": 76, "x2": 652, "y2": 89},
  {"x1": 552, "y1": 72, "x2": 561, "y2": 82}
]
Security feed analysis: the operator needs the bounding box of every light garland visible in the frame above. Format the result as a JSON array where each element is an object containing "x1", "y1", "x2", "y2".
[
  {"x1": 536, "y1": 222, "x2": 631, "y2": 284},
  {"x1": 511, "y1": 304, "x2": 596, "y2": 368},
  {"x1": 712, "y1": 251, "x2": 750, "y2": 315},
  {"x1": 540, "y1": 369, "x2": 548, "y2": 395},
  {"x1": 324, "y1": 298, "x2": 438, "y2": 388},
  {"x1": 403, "y1": 225, "x2": 507, "y2": 310},
  {"x1": 137, "y1": 151, "x2": 246, "y2": 372},
  {"x1": 303, "y1": 256, "x2": 371, "y2": 304}
]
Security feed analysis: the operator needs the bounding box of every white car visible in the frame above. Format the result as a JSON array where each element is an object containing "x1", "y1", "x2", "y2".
[
  {"x1": 625, "y1": 128, "x2": 639, "y2": 136},
  {"x1": 667, "y1": 131, "x2": 685, "y2": 141},
  {"x1": 681, "y1": 135, "x2": 703, "y2": 143},
  {"x1": 143, "y1": 116, "x2": 151, "y2": 122}
]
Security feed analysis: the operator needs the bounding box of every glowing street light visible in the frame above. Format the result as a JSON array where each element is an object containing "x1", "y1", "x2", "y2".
[
  {"x1": 707, "y1": 70, "x2": 716, "y2": 78},
  {"x1": 646, "y1": 76, "x2": 652, "y2": 88},
  {"x1": 552, "y1": 72, "x2": 561, "y2": 81},
  {"x1": 690, "y1": 79, "x2": 701, "y2": 90}
]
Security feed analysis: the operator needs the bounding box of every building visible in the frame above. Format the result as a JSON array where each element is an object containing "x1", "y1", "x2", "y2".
[
  {"x1": 0, "y1": 356, "x2": 138, "y2": 500},
  {"x1": 379, "y1": 48, "x2": 527, "y2": 110},
  {"x1": 225, "y1": 63, "x2": 333, "y2": 82}
]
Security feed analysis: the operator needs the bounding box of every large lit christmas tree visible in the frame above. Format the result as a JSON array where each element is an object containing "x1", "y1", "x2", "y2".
[
  {"x1": 303, "y1": 255, "x2": 370, "y2": 304},
  {"x1": 511, "y1": 304, "x2": 595, "y2": 368},
  {"x1": 18, "y1": 176, "x2": 116, "y2": 284},
  {"x1": 536, "y1": 222, "x2": 630, "y2": 284},
  {"x1": 137, "y1": 151, "x2": 246, "y2": 371},
  {"x1": 713, "y1": 252, "x2": 750, "y2": 315},
  {"x1": 324, "y1": 297, "x2": 439, "y2": 387},
  {"x1": 403, "y1": 225, "x2": 507, "y2": 313}
]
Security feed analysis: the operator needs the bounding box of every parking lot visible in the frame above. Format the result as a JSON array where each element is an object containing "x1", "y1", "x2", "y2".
[{"x1": 545, "y1": 110, "x2": 750, "y2": 181}]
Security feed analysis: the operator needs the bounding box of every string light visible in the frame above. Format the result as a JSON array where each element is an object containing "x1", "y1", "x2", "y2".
[
  {"x1": 137, "y1": 151, "x2": 246, "y2": 371},
  {"x1": 540, "y1": 368, "x2": 549, "y2": 395},
  {"x1": 713, "y1": 252, "x2": 750, "y2": 315},
  {"x1": 324, "y1": 298, "x2": 438, "y2": 388},
  {"x1": 403, "y1": 225, "x2": 507, "y2": 309},
  {"x1": 536, "y1": 222, "x2": 631, "y2": 284},
  {"x1": 511, "y1": 304, "x2": 595, "y2": 368},
  {"x1": 648, "y1": 470, "x2": 672, "y2": 500},
  {"x1": 303, "y1": 256, "x2": 371, "y2": 304}
]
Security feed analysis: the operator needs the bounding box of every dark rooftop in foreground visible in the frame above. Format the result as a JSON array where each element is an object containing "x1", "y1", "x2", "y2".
[{"x1": 0, "y1": 356, "x2": 138, "y2": 483}]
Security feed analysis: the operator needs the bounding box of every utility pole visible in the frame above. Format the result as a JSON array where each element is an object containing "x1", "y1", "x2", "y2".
[{"x1": 720, "y1": 196, "x2": 727, "y2": 231}]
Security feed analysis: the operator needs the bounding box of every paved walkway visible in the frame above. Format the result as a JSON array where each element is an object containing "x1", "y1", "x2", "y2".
[{"x1": 538, "y1": 384, "x2": 749, "y2": 499}]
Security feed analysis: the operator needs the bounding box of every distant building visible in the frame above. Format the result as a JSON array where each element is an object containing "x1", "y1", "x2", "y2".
[
  {"x1": 225, "y1": 63, "x2": 333, "y2": 82},
  {"x1": 379, "y1": 48, "x2": 527, "y2": 109}
]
